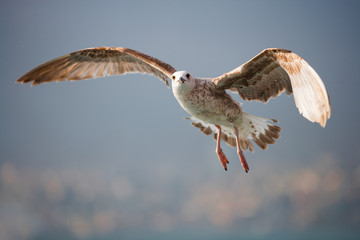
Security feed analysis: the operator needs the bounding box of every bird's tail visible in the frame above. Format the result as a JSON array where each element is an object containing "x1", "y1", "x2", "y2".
[
  {"x1": 237, "y1": 112, "x2": 281, "y2": 150},
  {"x1": 186, "y1": 112, "x2": 281, "y2": 151}
]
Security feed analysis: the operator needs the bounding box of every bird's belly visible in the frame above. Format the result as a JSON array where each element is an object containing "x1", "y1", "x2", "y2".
[
  {"x1": 183, "y1": 102, "x2": 227, "y2": 124},
  {"x1": 175, "y1": 92, "x2": 241, "y2": 127}
]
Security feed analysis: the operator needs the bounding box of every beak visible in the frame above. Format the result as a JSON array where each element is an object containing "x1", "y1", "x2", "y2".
[{"x1": 180, "y1": 77, "x2": 186, "y2": 83}]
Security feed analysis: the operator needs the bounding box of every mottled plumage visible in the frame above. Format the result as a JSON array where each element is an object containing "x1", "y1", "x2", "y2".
[{"x1": 16, "y1": 47, "x2": 331, "y2": 172}]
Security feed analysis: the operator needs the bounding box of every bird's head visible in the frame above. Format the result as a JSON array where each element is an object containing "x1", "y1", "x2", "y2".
[
  {"x1": 171, "y1": 71, "x2": 195, "y2": 94},
  {"x1": 171, "y1": 71, "x2": 192, "y2": 84}
]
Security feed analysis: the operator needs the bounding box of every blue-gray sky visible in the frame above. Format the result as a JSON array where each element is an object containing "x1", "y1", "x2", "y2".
[{"x1": 1, "y1": 1, "x2": 359, "y2": 240}]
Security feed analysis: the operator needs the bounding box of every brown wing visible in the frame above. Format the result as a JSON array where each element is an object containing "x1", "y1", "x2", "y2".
[
  {"x1": 16, "y1": 47, "x2": 177, "y2": 86},
  {"x1": 213, "y1": 48, "x2": 331, "y2": 127}
]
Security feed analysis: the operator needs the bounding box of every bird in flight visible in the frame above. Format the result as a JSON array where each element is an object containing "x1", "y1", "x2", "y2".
[{"x1": 17, "y1": 47, "x2": 331, "y2": 172}]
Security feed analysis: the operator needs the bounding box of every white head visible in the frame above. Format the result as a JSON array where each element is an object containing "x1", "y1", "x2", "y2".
[
  {"x1": 171, "y1": 70, "x2": 191, "y2": 83},
  {"x1": 171, "y1": 71, "x2": 195, "y2": 95},
  {"x1": 171, "y1": 71, "x2": 195, "y2": 90}
]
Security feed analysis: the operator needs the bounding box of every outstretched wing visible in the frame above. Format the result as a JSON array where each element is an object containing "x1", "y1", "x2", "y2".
[
  {"x1": 16, "y1": 47, "x2": 177, "y2": 87},
  {"x1": 213, "y1": 48, "x2": 331, "y2": 127}
]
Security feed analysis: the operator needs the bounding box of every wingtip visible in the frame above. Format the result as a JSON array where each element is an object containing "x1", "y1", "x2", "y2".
[
  {"x1": 15, "y1": 77, "x2": 25, "y2": 84},
  {"x1": 319, "y1": 119, "x2": 328, "y2": 128},
  {"x1": 16, "y1": 76, "x2": 34, "y2": 85},
  {"x1": 316, "y1": 110, "x2": 331, "y2": 128},
  {"x1": 15, "y1": 79, "x2": 32, "y2": 86}
]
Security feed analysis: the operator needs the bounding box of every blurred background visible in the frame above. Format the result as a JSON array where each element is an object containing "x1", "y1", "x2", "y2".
[{"x1": 1, "y1": 0, "x2": 359, "y2": 239}]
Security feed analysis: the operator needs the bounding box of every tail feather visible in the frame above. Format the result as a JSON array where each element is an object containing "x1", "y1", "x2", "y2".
[
  {"x1": 185, "y1": 112, "x2": 281, "y2": 151},
  {"x1": 240, "y1": 112, "x2": 281, "y2": 150}
]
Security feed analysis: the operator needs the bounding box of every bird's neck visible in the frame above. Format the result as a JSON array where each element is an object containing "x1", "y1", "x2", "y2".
[{"x1": 172, "y1": 78, "x2": 196, "y2": 99}]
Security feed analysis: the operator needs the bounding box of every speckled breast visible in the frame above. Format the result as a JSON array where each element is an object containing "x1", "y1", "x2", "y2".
[{"x1": 174, "y1": 79, "x2": 242, "y2": 126}]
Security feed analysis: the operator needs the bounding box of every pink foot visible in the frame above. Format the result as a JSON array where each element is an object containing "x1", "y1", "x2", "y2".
[
  {"x1": 215, "y1": 125, "x2": 229, "y2": 171},
  {"x1": 234, "y1": 126, "x2": 249, "y2": 173}
]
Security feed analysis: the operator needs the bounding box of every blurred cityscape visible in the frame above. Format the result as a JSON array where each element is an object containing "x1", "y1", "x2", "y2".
[{"x1": 1, "y1": 152, "x2": 359, "y2": 240}]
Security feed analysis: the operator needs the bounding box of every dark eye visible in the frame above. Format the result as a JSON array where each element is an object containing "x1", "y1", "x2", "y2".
[
  {"x1": 186, "y1": 73, "x2": 190, "y2": 78},
  {"x1": 172, "y1": 75, "x2": 176, "y2": 80}
]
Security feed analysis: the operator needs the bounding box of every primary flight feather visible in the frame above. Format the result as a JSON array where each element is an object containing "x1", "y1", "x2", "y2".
[{"x1": 17, "y1": 47, "x2": 331, "y2": 172}]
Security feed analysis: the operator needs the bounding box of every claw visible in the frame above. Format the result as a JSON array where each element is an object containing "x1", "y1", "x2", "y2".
[
  {"x1": 234, "y1": 126, "x2": 250, "y2": 173},
  {"x1": 215, "y1": 125, "x2": 229, "y2": 171},
  {"x1": 217, "y1": 147, "x2": 229, "y2": 171}
]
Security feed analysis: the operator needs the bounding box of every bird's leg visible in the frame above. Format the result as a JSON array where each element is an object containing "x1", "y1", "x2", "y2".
[
  {"x1": 215, "y1": 125, "x2": 229, "y2": 171},
  {"x1": 233, "y1": 126, "x2": 249, "y2": 173}
]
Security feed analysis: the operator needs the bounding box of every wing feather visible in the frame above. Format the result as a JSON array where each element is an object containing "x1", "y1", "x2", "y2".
[
  {"x1": 16, "y1": 47, "x2": 176, "y2": 86},
  {"x1": 213, "y1": 48, "x2": 331, "y2": 127}
]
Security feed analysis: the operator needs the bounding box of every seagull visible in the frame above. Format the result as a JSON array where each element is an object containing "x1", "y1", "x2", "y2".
[{"x1": 16, "y1": 47, "x2": 331, "y2": 172}]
